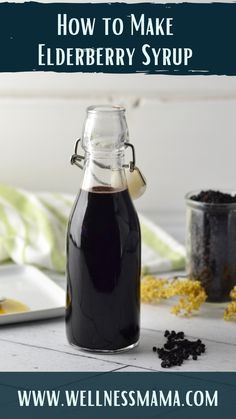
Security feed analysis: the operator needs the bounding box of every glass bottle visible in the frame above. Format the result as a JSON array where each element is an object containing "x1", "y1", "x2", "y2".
[{"x1": 66, "y1": 105, "x2": 141, "y2": 352}]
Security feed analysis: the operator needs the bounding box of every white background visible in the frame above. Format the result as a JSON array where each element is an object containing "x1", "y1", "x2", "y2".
[{"x1": 1, "y1": 0, "x2": 236, "y2": 213}]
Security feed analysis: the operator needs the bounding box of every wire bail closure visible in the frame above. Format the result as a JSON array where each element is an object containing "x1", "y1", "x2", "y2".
[
  {"x1": 70, "y1": 139, "x2": 136, "y2": 172},
  {"x1": 70, "y1": 139, "x2": 85, "y2": 170}
]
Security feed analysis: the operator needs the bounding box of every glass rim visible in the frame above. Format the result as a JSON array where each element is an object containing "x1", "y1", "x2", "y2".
[
  {"x1": 87, "y1": 105, "x2": 126, "y2": 114},
  {"x1": 185, "y1": 189, "x2": 236, "y2": 209}
]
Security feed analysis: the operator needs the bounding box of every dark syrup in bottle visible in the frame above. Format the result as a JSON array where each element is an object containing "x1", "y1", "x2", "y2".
[{"x1": 66, "y1": 186, "x2": 141, "y2": 351}]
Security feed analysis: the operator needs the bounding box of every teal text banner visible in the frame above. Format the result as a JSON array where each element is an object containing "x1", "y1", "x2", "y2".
[
  {"x1": 0, "y1": 372, "x2": 236, "y2": 418},
  {"x1": 0, "y1": 2, "x2": 236, "y2": 75}
]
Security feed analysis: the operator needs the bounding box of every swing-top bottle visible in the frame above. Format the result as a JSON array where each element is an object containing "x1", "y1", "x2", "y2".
[{"x1": 66, "y1": 105, "x2": 141, "y2": 352}]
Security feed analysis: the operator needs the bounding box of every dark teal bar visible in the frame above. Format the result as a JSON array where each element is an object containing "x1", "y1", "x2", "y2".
[
  {"x1": 0, "y1": 372, "x2": 236, "y2": 418},
  {"x1": 0, "y1": 2, "x2": 235, "y2": 74}
]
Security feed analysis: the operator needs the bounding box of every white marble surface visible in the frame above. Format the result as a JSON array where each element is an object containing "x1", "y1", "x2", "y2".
[{"x1": 1, "y1": 212, "x2": 236, "y2": 372}]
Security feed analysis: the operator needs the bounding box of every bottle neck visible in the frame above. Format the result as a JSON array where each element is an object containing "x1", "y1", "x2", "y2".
[{"x1": 81, "y1": 151, "x2": 127, "y2": 192}]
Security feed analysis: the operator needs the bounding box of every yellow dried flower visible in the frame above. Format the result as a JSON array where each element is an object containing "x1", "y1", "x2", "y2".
[
  {"x1": 141, "y1": 277, "x2": 236, "y2": 320},
  {"x1": 141, "y1": 275, "x2": 207, "y2": 316},
  {"x1": 140, "y1": 276, "x2": 168, "y2": 303},
  {"x1": 170, "y1": 279, "x2": 207, "y2": 316},
  {"x1": 224, "y1": 286, "x2": 236, "y2": 321}
]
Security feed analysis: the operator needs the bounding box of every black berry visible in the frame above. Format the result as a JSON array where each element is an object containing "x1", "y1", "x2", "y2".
[{"x1": 153, "y1": 331, "x2": 206, "y2": 369}]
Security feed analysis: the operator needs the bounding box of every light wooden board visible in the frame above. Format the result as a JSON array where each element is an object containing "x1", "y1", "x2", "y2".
[
  {"x1": 141, "y1": 302, "x2": 236, "y2": 346},
  {"x1": 1, "y1": 307, "x2": 236, "y2": 372},
  {"x1": 0, "y1": 338, "x2": 124, "y2": 372}
]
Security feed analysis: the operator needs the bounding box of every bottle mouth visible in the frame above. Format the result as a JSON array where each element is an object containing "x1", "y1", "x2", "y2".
[{"x1": 87, "y1": 105, "x2": 125, "y2": 114}]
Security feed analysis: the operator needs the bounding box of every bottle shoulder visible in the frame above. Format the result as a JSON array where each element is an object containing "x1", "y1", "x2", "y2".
[{"x1": 68, "y1": 188, "x2": 140, "y2": 228}]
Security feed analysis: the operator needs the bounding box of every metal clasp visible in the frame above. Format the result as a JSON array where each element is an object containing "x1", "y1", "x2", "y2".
[
  {"x1": 70, "y1": 139, "x2": 84, "y2": 170},
  {"x1": 124, "y1": 142, "x2": 136, "y2": 172},
  {"x1": 70, "y1": 139, "x2": 136, "y2": 172}
]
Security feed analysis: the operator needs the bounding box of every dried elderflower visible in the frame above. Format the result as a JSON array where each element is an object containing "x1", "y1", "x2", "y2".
[
  {"x1": 169, "y1": 279, "x2": 207, "y2": 316},
  {"x1": 141, "y1": 276, "x2": 169, "y2": 303},
  {"x1": 141, "y1": 275, "x2": 207, "y2": 316},
  {"x1": 224, "y1": 286, "x2": 236, "y2": 321}
]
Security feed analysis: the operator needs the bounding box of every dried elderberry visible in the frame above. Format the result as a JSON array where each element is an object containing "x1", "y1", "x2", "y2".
[{"x1": 153, "y1": 330, "x2": 206, "y2": 368}]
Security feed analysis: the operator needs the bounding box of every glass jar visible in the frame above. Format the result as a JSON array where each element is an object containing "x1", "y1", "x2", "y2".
[
  {"x1": 66, "y1": 105, "x2": 141, "y2": 352},
  {"x1": 186, "y1": 190, "x2": 236, "y2": 302}
]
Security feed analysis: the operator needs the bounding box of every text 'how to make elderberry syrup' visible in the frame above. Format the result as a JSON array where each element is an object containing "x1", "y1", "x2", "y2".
[{"x1": 153, "y1": 330, "x2": 206, "y2": 368}]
